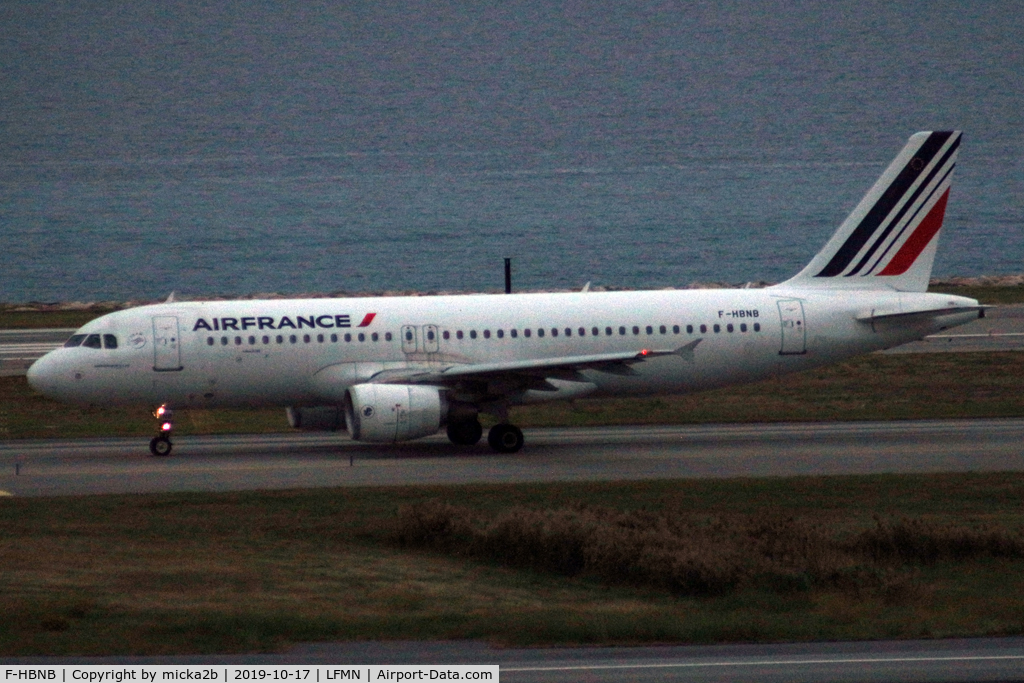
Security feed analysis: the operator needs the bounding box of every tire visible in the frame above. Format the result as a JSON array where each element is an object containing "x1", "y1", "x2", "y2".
[
  {"x1": 149, "y1": 435, "x2": 173, "y2": 457},
  {"x1": 447, "y1": 419, "x2": 483, "y2": 446},
  {"x1": 487, "y1": 424, "x2": 524, "y2": 453}
]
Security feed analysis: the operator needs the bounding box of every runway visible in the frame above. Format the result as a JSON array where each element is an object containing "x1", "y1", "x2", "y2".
[
  {"x1": 6, "y1": 637, "x2": 1024, "y2": 682},
  {"x1": 3, "y1": 418, "x2": 1024, "y2": 497}
]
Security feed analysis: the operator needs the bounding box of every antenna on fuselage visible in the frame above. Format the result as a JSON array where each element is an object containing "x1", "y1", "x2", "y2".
[{"x1": 165, "y1": 291, "x2": 176, "y2": 303}]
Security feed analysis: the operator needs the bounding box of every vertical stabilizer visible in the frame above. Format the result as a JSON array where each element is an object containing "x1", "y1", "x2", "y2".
[{"x1": 778, "y1": 131, "x2": 961, "y2": 292}]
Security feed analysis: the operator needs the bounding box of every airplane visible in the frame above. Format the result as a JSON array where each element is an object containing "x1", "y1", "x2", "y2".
[{"x1": 27, "y1": 131, "x2": 982, "y2": 457}]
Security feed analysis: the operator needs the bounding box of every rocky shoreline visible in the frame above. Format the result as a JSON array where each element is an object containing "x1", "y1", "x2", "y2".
[{"x1": 4, "y1": 275, "x2": 1022, "y2": 313}]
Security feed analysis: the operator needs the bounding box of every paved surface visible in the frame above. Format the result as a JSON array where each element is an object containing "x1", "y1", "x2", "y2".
[
  {"x1": 5, "y1": 637, "x2": 1024, "y2": 682},
  {"x1": 883, "y1": 303, "x2": 1024, "y2": 353},
  {"x1": 2, "y1": 419, "x2": 1024, "y2": 497},
  {"x1": 0, "y1": 328, "x2": 76, "y2": 376}
]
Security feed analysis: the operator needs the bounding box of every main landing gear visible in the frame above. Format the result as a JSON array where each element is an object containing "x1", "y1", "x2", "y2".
[
  {"x1": 446, "y1": 418, "x2": 483, "y2": 446},
  {"x1": 149, "y1": 404, "x2": 174, "y2": 456},
  {"x1": 487, "y1": 424, "x2": 524, "y2": 454},
  {"x1": 445, "y1": 417, "x2": 524, "y2": 453}
]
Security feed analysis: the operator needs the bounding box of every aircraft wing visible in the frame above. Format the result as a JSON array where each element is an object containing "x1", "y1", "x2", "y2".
[{"x1": 367, "y1": 340, "x2": 702, "y2": 386}]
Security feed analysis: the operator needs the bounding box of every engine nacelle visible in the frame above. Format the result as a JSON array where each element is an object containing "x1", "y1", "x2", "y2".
[
  {"x1": 286, "y1": 405, "x2": 344, "y2": 431},
  {"x1": 345, "y1": 384, "x2": 445, "y2": 443}
]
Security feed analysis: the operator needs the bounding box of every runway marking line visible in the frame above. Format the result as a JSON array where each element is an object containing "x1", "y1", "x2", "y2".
[
  {"x1": 0, "y1": 490, "x2": 13, "y2": 496},
  {"x1": 503, "y1": 653, "x2": 1024, "y2": 672}
]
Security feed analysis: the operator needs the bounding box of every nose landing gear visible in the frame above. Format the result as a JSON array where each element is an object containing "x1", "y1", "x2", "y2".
[{"x1": 149, "y1": 404, "x2": 174, "y2": 456}]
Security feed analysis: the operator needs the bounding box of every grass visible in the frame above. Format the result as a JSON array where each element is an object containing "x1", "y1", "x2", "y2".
[{"x1": 3, "y1": 474, "x2": 1024, "y2": 654}]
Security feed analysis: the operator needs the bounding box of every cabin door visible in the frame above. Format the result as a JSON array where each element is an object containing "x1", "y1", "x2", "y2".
[
  {"x1": 152, "y1": 316, "x2": 183, "y2": 371},
  {"x1": 777, "y1": 299, "x2": 807, "y2": 355}
]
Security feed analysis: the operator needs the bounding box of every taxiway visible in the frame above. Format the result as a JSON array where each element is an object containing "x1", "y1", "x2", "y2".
[{"x1": 2, "y1": 419, "x2": 1024, "y2": 497}]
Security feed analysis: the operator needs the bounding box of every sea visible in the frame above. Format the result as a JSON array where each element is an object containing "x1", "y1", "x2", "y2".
[{"x1": 2, "y1": 0, "x2": 1023, "y2": 303}]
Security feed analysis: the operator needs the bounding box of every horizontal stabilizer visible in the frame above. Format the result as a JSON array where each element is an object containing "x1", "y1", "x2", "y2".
[{"x1": 855, "y1": 305, "x2": 986, "y2": 323}]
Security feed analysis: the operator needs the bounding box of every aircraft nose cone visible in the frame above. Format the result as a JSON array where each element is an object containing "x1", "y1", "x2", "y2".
[{"x1": 26, "y1": 352, "x2": 62, "y2": 399}]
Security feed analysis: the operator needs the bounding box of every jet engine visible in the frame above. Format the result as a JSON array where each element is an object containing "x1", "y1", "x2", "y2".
[{"x1": 344, "y1": 384, "x2": 445, "y2": 443}]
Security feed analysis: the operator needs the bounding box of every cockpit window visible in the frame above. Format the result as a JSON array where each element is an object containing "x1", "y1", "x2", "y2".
[
  {"x1": 103, "y1": 334, "x2": 118, "y2": 349},
  {"x1": 64, "y1": 334, "x2": 87, "y2": 348},
  {"x1": 82, "y1": 334, "x2": 102, "y2": 349}
]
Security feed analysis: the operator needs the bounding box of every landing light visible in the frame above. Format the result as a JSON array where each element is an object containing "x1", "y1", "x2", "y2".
[{"x1": 161, "y1": 422, "x2": 173, "y2": 432}]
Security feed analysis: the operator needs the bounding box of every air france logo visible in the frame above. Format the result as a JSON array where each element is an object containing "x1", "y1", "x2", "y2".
[{"x1": 193, "y1": 313, "x2": 376, "y2": 332}]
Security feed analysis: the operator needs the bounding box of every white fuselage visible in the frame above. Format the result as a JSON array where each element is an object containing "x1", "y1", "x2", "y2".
[{"x1": 27, "y1": 287, "x2": 980, "y2": 410}]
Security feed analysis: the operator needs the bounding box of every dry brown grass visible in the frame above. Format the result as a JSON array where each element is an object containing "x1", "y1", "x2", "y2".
[{"x1": 391, "y1": 501, "x2": 1024, "y2": 600}]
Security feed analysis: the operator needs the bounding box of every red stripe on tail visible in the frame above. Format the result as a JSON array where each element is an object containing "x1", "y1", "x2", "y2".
[{"x1": 878, "y1": 189, "x2": 950, "y2": 276}]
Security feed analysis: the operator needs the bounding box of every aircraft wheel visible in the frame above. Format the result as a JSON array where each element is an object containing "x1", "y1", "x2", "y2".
[
  {"x1": 447, "y1": 419, "x2": 483, "y2": 446},
  {"x1": 149, "y1": 435, "x2": 173, "y2": 457},
  {"x1": 487, "y1": 424, "x2": 524, "y2": 453}
]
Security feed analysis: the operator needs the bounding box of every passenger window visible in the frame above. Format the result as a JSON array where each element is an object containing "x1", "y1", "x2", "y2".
[
  {"x1": 565, "y1": 328, "x2": 572, "y2": 337},
  {"x1": 276, "y1": 335, "x2": 284, "y2": 344},
  {"x1": 249, "y1": 336, "x2": 256, "y2": 345},
  {"x1": 457, "y1": 330, "x2": 464, "y2": 340},
  {"x1": 524, "y1": 329, "x2": 531, "y2": 338},
  {"x1": 592, "y1": 327, "x2": 599, "y2": 336},
  {"x1": 497, "y1": 329, "x2": 504, "y2": 339},
  {"x1": 385, "y1": 332, "x2": 393, "y2": 341},
  {"x1": 290, "y1": 335, "x2": 297, "y2": 344},
  {"x1": 579, "y1": 327, "x2": 586, "y2": 336},
  {"x1": 103, "y1": 334, "x2": 118, "y2": 349},
  {"x1": 632, "y1": 326, "x2": 640, "y2": 335},
  {"x1": 484, "y1": 330, "x2": 491, "y2": 339},
  {"x1": 221, "y1": 337, "x2": 229, "y2": 346},
  {"x1": 510, "y1": 329, "x2": 518, "y2": 338},
  {"x1": 700, "y1": 325, "x2": 707, "y2": 333},
  {"x1": 673, "y1": 325, "x2": 680, "y2": 334},
  {"x1": 659, "y1": 325, "x2": 666, "y2": 334},
  {"x1": 754, "y1": 323, "x2": 761, "y2": 332},
  {"x1": 619, "y1": 326, "x2": 626, "y2": 335},
  {"x1": 83, "y1": 334, "x2": 102, "y2": 349},
  {"x1": 551, "y1": 328, "x2": 558, "y2": 337},
  {"x1": 713, "y1": 324, "x2": 720, "y2": 333},
  {"x1": 443, "y1": 330, "x2": 450, "y2": 340},
  {"x1": 741, "y1": 323, "x2": 748, "y2": 332},
  {"x1": 372, "y1": 332, "x2": 379, "y2": 341},
  {"x1": 606, "y1": 327, "x2": 613, "y2": 336},
  {"x1": 538, "y1": 329, "x2": 545, "y2": 338},
  {"x1": 358, "y1": 333, "x2": 365, "y2": 342},
  {"x1": 263, "y1": 336, "x2": 270, "y2": 344},
  {"x1": 470, "y1": 330, "x2": 478, "y2": 339},
  {"x1": 63, "y1": 334, "x2": 87, "y2": 348},
  {"x1": 727, "y1": 324, "x2": 733, "y2": 333},
  {"x1": 646, "y1": 326, "x2": 653, "y2": 334},
  {"x1": 207, "y1": 337, "x2": 214, "y2": 346},
  {"x1": 405, "y1": 330, "x2": 413, "y2": 341},
  {"x1": 344, "y1": 333, "x2": 352, "y2": 342},
  {"x1": 317, "y1": 334, "x2": 324, "y2": 343},
  {"x1": 235, "y1": 336, "x2": 243, "y2": 345},
  {"x1": 303, "y1": 334, "x2": 311, "y2": 343},
  {"x1": 427, "y1": 330, "x2": 435, "y2": 341},
  {"x1": 685, "y1": 325, "x2": 692, "y2": 334},
  {"x1": 331, "y1": 334, "x2": 338, "y2": 342}
]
